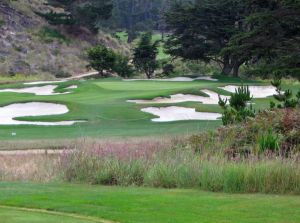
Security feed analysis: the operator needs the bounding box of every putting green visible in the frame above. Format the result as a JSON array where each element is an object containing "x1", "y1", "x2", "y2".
[{"x1": 0, "y1": 76, "x2": 297, "y2": 140}]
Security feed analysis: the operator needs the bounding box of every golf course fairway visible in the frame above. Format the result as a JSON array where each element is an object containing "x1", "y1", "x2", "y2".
[
  {"x1": 0, "y1": 182, "x2": 299, "y2": 223},
  {"x1": 1, "y1": 76, "x2": 297, "y2": 141}
]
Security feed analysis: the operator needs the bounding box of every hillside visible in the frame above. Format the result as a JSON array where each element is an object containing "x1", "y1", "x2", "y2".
[{"x1": 0, "y1": 0, "x2": 128, "y2": 78}]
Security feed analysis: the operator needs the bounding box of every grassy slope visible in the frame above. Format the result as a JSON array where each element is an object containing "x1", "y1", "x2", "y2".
[
  {"x1": 0, "y1": 77, "x2": 298, "y2": 141},
  {"x1": 0, "y1": 182, "x2": 299, "y2": 223}
]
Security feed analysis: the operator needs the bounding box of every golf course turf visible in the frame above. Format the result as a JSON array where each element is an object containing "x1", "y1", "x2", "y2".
[
  {"x1": 0, "y1": 182, "x2": 299, "y2": 223},
  {"x1": 1, "y1": 76, "x2": 295, "y2": 141}
]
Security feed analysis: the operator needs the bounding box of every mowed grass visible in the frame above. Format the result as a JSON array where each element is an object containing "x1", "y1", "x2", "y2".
[
  {"x1": 0, "y1": 207, "x2": 96, "y2": 223},
  {"x1": 0, "y1": 77, "x2": 298, "y2": 140},
  {"x1": 0, "y1": 182, "x2": 299, "y2": 223}
]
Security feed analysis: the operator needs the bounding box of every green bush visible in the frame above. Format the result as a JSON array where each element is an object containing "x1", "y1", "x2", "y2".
[
  {"x1": 271, "y1": 78, "x2": 300, "y2": 108},
  {"x1": 86, "y1": 45, "x2": 116, "y2": 77},
  {"x1": 36, "y1": 27, "x2": 70, "y2": 44},
  {"x1": 219, "y1": 85, "x2": 255, "y2": 125},
  {"x1": 113, "y1": 54, "x2": 135, "y2": 78},
  {"x1": 258, "y1": 129, "x2": 280, "y2": 154}
]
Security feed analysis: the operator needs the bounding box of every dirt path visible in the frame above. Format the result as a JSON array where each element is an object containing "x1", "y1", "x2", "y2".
[
  {"x1": 0, "y1": 205, "x2": 118, "y2": 223},
  {"x1": 0, "y1": 149, "x2": 70, "y2": 156},
  {"x1": 66, "y1": 71, "x2": 99, "y2": 80}
]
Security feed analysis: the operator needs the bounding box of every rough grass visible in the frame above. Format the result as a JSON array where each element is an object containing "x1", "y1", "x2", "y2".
[
  {"x1": 0, "y1": 182, "x2": 299, "y2": 223},
  {"x1": 59, "y1": 145, "x2": 300, "y2": 194},
  {"x1": 0, "y1": 74, "x2": 50, "y2": 84}
]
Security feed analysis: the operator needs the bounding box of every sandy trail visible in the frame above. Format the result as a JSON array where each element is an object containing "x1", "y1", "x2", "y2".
[
  {"x1": 24, "y1": 71, "x2": 98, "y2": 85},
  {"x1": 0, "y1": 149, "x2": 69, "y2": 155}
]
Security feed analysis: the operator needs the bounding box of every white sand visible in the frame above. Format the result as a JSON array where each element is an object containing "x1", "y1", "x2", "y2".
[
  {"x1": 128, "y1": 89, "x2": 229, "y2": 105},
  {"x1": 124, "y1": 76, "x2": 218, "y2": 82},
  {"x1": 0, "y1": 85, "x2": 70, "y2": 96},
  {"x1": 219, "y1": 85, "x2": 277, "y2": 98},
  {"x1": 0, "y1": 102, "x2": 83, "y2": 125},
  {"x1": 141, "y1": 106, "x2": 222, "y2": 122},
  {"x1": 65, "y1": 85, "x2": 78, "y2": 89}
]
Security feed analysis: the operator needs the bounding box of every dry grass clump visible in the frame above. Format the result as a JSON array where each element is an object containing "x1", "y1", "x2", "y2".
[{"x1": 0, "y1": 154, "x2": 59, "y2": 182}]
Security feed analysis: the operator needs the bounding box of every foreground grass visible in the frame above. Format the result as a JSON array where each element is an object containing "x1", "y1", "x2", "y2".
[
  {"x1": 0, "y1": 182, "x2": 299, "y2": 223},
  {"x1": 0, "y1": 206, "x2": 97, "y2": 223}
]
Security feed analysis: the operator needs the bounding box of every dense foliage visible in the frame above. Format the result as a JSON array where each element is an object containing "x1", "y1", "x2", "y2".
[
  {"x1": 87, "y1": 45, "x2": 134, "y2": 78},
  {"x1": 133, "y1": 33, "x2": 159, "y2": 79},
  {"x1": 225, "y1": 0, "x2": 300, "y2": 79},
  {"x1": 165, "y1": 0, "x2": 300, "y2": 78},
  {"x1": 86, "y1": 45, "x2": 116, "y2": 76}
]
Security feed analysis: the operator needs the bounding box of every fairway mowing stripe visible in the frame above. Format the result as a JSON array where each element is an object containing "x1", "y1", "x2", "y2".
[{"x1": 0, "y1": 205, "x2": 119, "y2": 223}]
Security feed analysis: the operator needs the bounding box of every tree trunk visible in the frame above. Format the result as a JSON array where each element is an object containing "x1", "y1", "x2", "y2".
[
  {"x1": 232, "y1": 63, "x2": 240, "y2": 77},
  {"x1": 127, "y1": 30, "x2": 134, "y2": 43},
  {"x1": 232, "y1": 60, "x2": 243, "y2": 77},
  {"x1": 222, "y1": 56, "x2": 233, "y2": 76}
]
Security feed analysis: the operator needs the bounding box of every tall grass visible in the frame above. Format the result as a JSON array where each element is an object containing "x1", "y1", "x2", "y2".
[
  {"x1": 59, "y1": 145, "x2": 300, "y2": 194},
  {"x1": 1, "y1": 109, "x2": 299, "y2": 194}
]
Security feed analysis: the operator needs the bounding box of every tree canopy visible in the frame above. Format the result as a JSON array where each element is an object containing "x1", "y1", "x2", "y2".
[
  {"x1": 133, "y1": 32, "x2": 159, "y2": 79},
  {"x1": 164, "y1": 0, "x2": 300, "y2": 78}
]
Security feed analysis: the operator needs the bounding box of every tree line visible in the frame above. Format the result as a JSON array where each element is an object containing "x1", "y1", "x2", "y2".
[{"x1": 38, "y1": 0, "x2": 299, "y2": 79}]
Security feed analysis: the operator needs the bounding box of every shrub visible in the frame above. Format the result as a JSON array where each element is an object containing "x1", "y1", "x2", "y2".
[
  {"x1": 113, "y1": 54, "x2": 135, "y2": 78},
  {"x1": 36, "y1": 27, "x2": 70, "y2": 44},
  {"x1": 54, "y1": 70, "x2": 71, "y2": 78},
  {"x1": 219, "y1": 85, "x2": 255, "y2": 125},
  {"x1": 162, "y1": 63, "x2": 174, "y2": 76},
  {"x1": 86, "y1": 45, "x2": 116, "y2": 77},
  {"x1": 258, "y1": 129, "x2": 280, "y2": 154},
  {"x1": 271, "y1": 78, "x2": 300, "y2": 108}
]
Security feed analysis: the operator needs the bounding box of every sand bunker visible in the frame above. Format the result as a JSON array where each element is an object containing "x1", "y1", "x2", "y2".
[
  {"x1": 0, "y1": 85, "x2": 70, "y2": 96},
  {"x1": 65, "y1": 85, "x2": 78, "y2": 89},
  {"x1": 128, "y1": 89, "x2": 229, "y2": 105},
  {"x1": 0, "y1": 102, "x2": 83, "y2": 125},
  {"x1": 141, "y1": 106, "x2": 222, "y2": 122},
  {"x1": 124, "y1": 76, "x2": 218, "y2": 82},
  {"x1": 219, "y1": 85, "x2": 277, "y2": 98}
]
